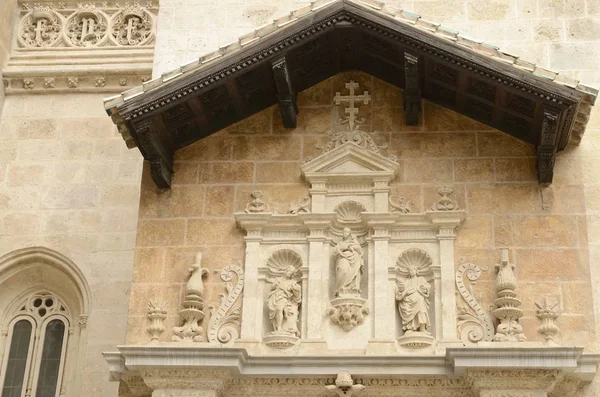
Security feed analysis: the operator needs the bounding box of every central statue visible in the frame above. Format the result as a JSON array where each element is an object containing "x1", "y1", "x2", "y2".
[
  {"x1": 334, "y1": 227, "x2": 364, "y2": 297},
  {"x1": 396, "y1": 265, "x2": 431, "y2": 333}
]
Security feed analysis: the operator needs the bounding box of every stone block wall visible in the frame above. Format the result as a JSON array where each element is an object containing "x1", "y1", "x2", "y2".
[
  {"x1": 127, "y1": 72, "x2": 597, "y2": 352},
  {"x1": 0, "y1": 93, "x2": 143, "y2": 395}
]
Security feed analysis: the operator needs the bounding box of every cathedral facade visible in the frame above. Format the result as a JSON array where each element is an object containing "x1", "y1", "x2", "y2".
[{"x1": 1, "y1": 1, "x2": 600, "y2": 396}]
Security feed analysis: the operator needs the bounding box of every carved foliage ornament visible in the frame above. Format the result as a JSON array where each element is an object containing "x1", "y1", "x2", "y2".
[
  {"x1": 147, "y1": 298, "x2": 168, "y2": 343},
  {"x1": 172, "y1": 253, "x2": 208, "y2": 342},
  {"x1": 65, "y1": 5, "x2": 109, "y2": 47},
  {"x1": 111, "y1": 3, "x2": 154, "y2": 46},
  {"x1": 19, "y1": 7, "x2": 63, "y2": 47}
]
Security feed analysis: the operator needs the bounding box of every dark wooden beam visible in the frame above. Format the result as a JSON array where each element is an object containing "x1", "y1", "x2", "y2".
[
  {"x1": 403, "y1": 52, "x2": 421, "y2": 126},
  {"x1": 132, "y1": 117, "x2": 173, "y2": 188},
  {"x1": 537, "y1": 109, "x2": 559, "y2": 184},
  {"x1": 272, "y1": 57, "x2": 298, "y2": 128}
]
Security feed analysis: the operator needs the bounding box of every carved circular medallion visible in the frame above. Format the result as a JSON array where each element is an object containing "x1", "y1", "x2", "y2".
[
  {"x1": 109, "y1": 6, "x2": 155, "y2": 46},
  {"x1": 18, "y1": 8, "x2": 63, "y2": 48},
  {"x1": 63, "y1": 7, "x2": 109, "y2": 47}
]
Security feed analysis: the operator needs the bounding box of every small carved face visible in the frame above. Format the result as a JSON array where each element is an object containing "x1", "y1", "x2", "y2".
[
  {"x1": 408, "y1": 266, "x2": 417, "y2": 277},
  {"x1": 342, "y1": 227, "x2": 351, "y2": 238},
  {"x1": 285, "y1": 265, "x2": 297, "y2": 278}
]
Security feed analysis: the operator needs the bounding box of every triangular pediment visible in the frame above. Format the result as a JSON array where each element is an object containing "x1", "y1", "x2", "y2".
[
  {"x1": 301, "y1": 142, "x2": 399, "y2": 179},
  {"x1": 104, "y1": 0, "x2": 597, "y2": 188}
]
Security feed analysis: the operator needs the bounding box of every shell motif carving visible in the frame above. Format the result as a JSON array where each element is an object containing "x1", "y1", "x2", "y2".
[
  {"x1": 395, "y1": 248, "x2": 433, "y2": 275},
  {"x1": 266, "y1": 249, "x2": 303, "y2": 273},
  {"x1": 335, "y1": 201, "x2": 367, "y2": 224}
]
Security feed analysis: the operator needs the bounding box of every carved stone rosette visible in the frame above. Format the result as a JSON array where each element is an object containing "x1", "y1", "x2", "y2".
[{"x1": 492, "y1": 249, "x2": 526, "y2": 342}]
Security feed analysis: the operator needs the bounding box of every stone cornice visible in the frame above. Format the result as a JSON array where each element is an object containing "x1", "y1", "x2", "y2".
[{"x1": 104, "y1": 345, "x2": 599, "y2": 381}]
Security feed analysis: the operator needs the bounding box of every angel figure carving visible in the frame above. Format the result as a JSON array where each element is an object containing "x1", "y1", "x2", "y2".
[
  {"x1": 267, "y1": 265, "x2": 302, "y2": 336},
  {"x1": 334, "y1": 227, "x2": 364, "y2": 297},
  {"x1": 396, "y1": 265, "x2": 431, "y2": 333}
]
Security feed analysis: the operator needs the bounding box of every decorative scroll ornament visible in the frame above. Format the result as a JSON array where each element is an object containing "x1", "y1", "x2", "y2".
[
  {"x1": 395, "y1": 249, "x2": 434, "y2": 348},
  {"x1": 244, "y1": 190, "x2": 271, "y2": 214},
  {"x1": 535, "y1": 296, "x2": 560, "y2": 345},
  {"x1": 207, "y1": 264, "x2": 244, "y2": 346},
  {"x1": 317, "y1": 81, "x2": 386, "y2": 156},
  {"x1": 325, "y1": 372, "x2": 366, "y2": 396},
  {"x1": 492, "y1": 249, "x2": 526, "y2": 342},
  {"x1": 288, "y1": 195, "x2": 311, "y2": 214},
  {"x1": 389, "y1": 195, "x2": 412, "y2": 213},
  {"x1": 455, "y1": 261, "x2": 494, "y2": 344},
  {"x1": 110, "y1": 2, "x2": 154, "y2": 46},
  {"x1": 264, "y1": 250, "x2": 303, "y2": 348},
  {"x1": 64, "y1": 5, "x2": 109, "y2": 47},
  {"x1": 172, "y1": 252, "x2": 209, "y2": 342},
  {"x1": 146, "y1": 298, "x2": 167, "y2": 343},
  {"x1": 429, "y1": 186, "x2": 459, "y2": 211},
  {"x1": 19, "y1": 6, "x2": 62, "y2": 47}
]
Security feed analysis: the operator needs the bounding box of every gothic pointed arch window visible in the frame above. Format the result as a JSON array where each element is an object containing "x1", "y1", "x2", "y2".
[{"x1": 0, "y1": 247, "x2": 91, "y2": 397}]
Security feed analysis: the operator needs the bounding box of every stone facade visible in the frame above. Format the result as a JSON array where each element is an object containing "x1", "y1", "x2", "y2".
[{"x1": 1, "y1": 0, "x2": 600, "y2": 397}]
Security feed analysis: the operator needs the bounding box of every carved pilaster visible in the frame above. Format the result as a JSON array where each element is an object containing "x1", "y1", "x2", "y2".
[{"x1": 272, "y1": 57, "x2": 298, "y2": 128}]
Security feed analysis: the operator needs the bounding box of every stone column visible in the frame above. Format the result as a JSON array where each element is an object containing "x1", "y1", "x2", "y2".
[
  {"x1": 305, "y1": 220, "x2": 329, "y2": 340},
  {"x1": 240, "y1": 230, "x2": 262, "y2": 341}
]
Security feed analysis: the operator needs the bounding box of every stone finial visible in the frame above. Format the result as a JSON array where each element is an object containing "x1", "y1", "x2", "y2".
[
  {"x1": 147, "y1": 298, "x2": 168, "y2": 343},
  {"x1": 492, "y1": 248, "x2": 526, "y2": 342},
  {"x1": 172, "y1": 252, "x2": 209, "y2": 342},
  {"x1": 429, "y1": 186, "x2": 459, "y2": 211},
  {"x1": 536, "y1": 296, "x2": 560, "y2": 345},
  {"x1": 325, "y1": 371, "x2": 366, "y2": 396},
  {"x1": 244, "y1": 190, "x2": 270, "y2": 213}
]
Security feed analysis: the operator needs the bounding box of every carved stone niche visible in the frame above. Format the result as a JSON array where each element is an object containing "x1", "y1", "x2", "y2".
[{"x1": 235, "y1": 142, "x2": 467, "y2": 353}]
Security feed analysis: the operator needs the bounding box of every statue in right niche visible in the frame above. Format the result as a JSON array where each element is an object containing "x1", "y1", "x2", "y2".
[{"x1": 334, "y1": 227, "x2": 364, "y2": 297}]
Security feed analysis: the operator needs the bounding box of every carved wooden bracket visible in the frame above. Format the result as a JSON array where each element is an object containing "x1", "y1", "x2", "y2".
[
  {"x1": 537, "y1": 109, "x2": 560, "y2": 184},
  {"x1": 272, "y1": 57, "x2": 298, "y2": 128},
  {"x1": 403, "y1": 52, "x2": 421, "y2": 126},
  {"x1": 132, "y1": 117, "x2": 174, "y2": 188}
]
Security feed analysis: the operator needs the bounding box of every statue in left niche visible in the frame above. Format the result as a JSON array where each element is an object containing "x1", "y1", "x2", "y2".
[
  {"x1": 172, "y1": 252, "x2": 209, "y2": 342},
  {"x1": 263, "y1": 250, "x2": 303, "y2": 348},
  {"x1": 268, "y1": 265, "x2": 302, "y2": 336}
]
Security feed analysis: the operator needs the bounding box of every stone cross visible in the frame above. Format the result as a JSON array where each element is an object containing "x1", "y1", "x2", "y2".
[{"x1": 333, "y1": 80, "x2": 371, "y2": 131}]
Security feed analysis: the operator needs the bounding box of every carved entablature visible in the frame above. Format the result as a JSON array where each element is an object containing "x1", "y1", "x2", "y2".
[{"x1": 234, "y1": 140, "x2": 467, "y2": 353}]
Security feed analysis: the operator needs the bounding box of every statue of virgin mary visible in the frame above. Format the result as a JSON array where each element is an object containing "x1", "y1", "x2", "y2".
[{"x1": 334, "y1": 228, "x2": 364, "y2": 297}]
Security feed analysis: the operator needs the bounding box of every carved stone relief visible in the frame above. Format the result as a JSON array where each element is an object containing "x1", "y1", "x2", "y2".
[
  {"x1": 172, "y1": 253, "x2": 208, "y2": 342},
  {"x1": 492, "y1": 249, "x2": 526, "y2": 342},
  {"x1": 325, "y1": 372, "x2": 366, "y2": 396},
  {"x1": 146, "y1": 298, "x2": 167, "y2": 343},
  {"x1": 17, "y1": 1, "x2": 157, "y2": 48},
  {"x1": 535, "y1": 296, "x2": 560, "y2": 345},
  {"x1": 264, "y1": 250, "x2": 303, "y2": 348},
  {"x1": 207, "y1": 264, "x2": 244, "y2": 346},
  {"x1": 395, "y1": 249, "x2": 435, "y2": 348},
  {"x1": 455, "y1": 261, "x2": 494, "y2": 344}
]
